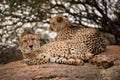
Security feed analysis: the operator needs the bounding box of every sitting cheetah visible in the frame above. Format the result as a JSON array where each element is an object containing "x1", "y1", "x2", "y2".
[
  {"x1": 18, "y1": 34, "x2": 95, "y2": 65},
  {"x1": 50, "y1": 15, "x2": 106, "y2": 54}
]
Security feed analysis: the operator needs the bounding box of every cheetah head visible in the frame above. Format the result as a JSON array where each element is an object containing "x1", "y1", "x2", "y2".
[
  {"x1": 50, "y1": 15, "x2": 71, "y2": 32},
  {"x1": 18, "y1": 34, "x2": 40, "y2": 54}
]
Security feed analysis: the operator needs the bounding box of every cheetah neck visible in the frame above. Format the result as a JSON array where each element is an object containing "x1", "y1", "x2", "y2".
[{"x1": 23, "y1": 49, "x2": 40, "y2": 59}]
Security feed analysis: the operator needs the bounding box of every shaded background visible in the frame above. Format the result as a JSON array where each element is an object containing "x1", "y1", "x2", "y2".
[{"x1": 0, "y1": 0, "x2": 120, "y2": 64}]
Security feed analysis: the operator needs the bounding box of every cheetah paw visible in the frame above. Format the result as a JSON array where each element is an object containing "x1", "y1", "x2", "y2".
[
  {"x1": 75, "y1": 59, "x2": 84, "y2": 65},
  {"x1": 67, "y1": 58, "x2": 84, "y2": 65},
  {"x1": 84, "y1": 53, "x2": 94, "y2": 60},
  {"x1": 67, "y1": 58, "x2": 75, "y2": 65},
  {"x1": 56, "y1": 57, "x2": 67, "y2": 64}
]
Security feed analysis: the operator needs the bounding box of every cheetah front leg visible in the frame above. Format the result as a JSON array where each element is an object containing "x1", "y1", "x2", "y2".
[
  {"x1": 23, "y1": 58, "x2": 38, "y2": 65},
  {"x1": 38, "y1": 53, "x2": 67, "y2": 64},
  {"x1": 67, "y1": 44, "x2": 84, "y2": 65},
  {"x1": 37, "y1": 53, "x2": 51, "y2": 64}
]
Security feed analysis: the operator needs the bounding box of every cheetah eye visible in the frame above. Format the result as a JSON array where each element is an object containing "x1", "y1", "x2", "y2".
[
  {"x1": 32, "y1": 38, "x2": 35, "y2": 41},
  {"x1": 23, "y1": 40, "x2": 27, "y2": 42}
]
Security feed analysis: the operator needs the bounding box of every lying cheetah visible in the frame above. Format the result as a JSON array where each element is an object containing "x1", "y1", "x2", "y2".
[
  {"x1": 18, "y1": 34, "x2": 95, "y2": 65},
  {"x1": 50, "y1": 15, "x2": 106, "y2": 54}
]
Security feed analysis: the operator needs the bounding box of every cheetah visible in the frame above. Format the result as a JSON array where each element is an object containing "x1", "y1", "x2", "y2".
[
  {"x1": 18, "y1": 34, "x2": 95, "y2": 65},
  {"x1": 50, "y1": 15, "x2": 106, "y2": 54}
]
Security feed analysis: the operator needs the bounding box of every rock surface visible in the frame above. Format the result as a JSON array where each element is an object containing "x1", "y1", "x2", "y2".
[
  {"x1": 0, "y1": 47, "x2": 23, "y2": 64},
  {"x1": 0, "y1": 46, "x2": 120, "y2": 80}
]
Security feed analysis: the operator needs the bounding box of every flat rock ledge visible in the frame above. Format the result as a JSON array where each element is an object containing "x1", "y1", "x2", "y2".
[{"x1": 0, "y1": 46, "x2": 120, "y2": 80}]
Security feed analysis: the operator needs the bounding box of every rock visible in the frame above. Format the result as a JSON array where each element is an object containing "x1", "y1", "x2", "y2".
[
  {"x1": 100, "y1": 65, "x2": 120, "y2": 80},
  {"x1": 90, "y1": 46, "x2": 120, "y2": 68},
  {"x1": 0, "y1": 47, "x2": 23, "y2": 64},
  {"x1": 0, "y1": 46, "x2": 120, "y2": 80},
  {"x1": 100, "y1": 32, "x2": 116, "y2": 45},
  {"x1": 0, "y1": 62, "x2": 102, "y2": 80}
]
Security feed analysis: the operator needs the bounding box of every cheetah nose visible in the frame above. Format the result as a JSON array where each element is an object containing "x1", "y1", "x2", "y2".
[{"x1": 29, "y1": 45, "x2": 33, "y2": 49}]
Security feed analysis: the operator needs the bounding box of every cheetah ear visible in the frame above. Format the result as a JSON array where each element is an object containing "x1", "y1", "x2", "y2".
[{"x1": 56, "y1": 16, "x2": 63, "y2": 23}]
